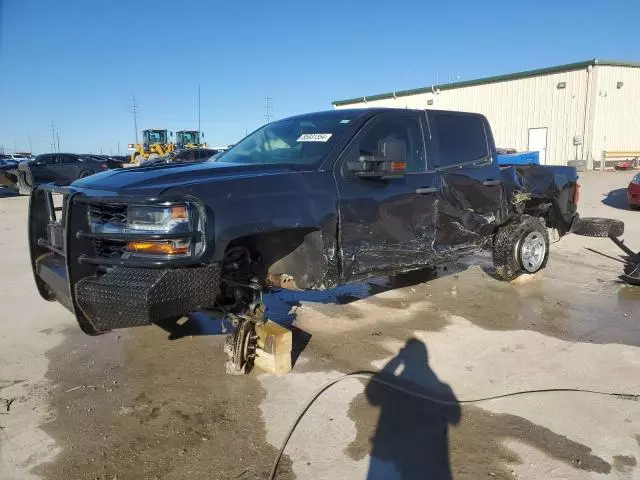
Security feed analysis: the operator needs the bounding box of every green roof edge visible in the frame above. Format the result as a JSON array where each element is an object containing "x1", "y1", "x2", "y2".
[{"x1": 332, "y1": 58, "x2": 640, "y2": 106}]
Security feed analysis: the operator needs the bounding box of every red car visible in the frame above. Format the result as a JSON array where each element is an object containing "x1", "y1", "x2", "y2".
[{"x1": 629, "y1": 172, "x2": 640, "y2": 209}]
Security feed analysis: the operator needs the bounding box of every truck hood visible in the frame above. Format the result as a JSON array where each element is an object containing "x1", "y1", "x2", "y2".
[{"x1": 70, "y1": 162, "x2": 298, "y2": 196}]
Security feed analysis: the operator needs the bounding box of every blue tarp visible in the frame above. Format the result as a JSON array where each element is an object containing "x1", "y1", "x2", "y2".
[{"x1": 496, "y1": 151, "x2": 540, "y2": 165}]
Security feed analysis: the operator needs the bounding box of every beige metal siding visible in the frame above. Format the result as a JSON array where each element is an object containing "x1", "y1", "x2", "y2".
[
  {"x1": 591, "y1": 66, "x2": 640, "y2": 162},
  {"x1": 336, "y1": 69, "x2": 591, "y2": 166}
]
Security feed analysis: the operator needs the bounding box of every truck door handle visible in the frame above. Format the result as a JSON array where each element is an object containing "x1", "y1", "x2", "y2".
[
  {"x1": 416, "y1": 187, "x2": 438, "y2": 195},
  {"x1": 482, "y1": 180, "x2": 501, "y2": 186}
]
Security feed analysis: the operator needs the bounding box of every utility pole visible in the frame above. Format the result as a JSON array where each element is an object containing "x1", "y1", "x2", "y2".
[
  {"x1": 56, "y1": 132, "x2": 60, "y2": 152},
  {"x1": 198, "y1": 85, "x2": 201, "y2": 134},
  {"x1": 50, "y1": 121, "x2": 56, "y2": 153},
  {"x1": 264, "y1": 97, "x2": 273, "y2": 124},
  {"x1": 117, "y1": 141, "x2": 121, "y2": 155},
  {"x1": 28, "y1": 135, "x2": 32, "y2": 154},
  {"x1": 131, "y1": 96, "x2": 139, "y2": 145}
]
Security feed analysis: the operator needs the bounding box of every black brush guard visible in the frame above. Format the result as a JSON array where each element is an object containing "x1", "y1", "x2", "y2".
[
  {"x1": 610, "y1": 236, "x2": 640, "y2": 286},
  {"x1": 29, "y1": 185, "x2": 221, "y2": 334}
]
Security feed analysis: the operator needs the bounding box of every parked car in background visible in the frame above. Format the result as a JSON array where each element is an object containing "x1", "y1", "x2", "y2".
[
  {"x1": 0, "y1": 157, "x2": 19, "y2": 168},
  {"x1": 0, "y1": 158, "x2": 19, "y2": 188},
  {"x1": 628, "y1": 172, "x2": 640, "y2": 210},
  {"x1": 83, "y1": 154, "x2": 126, "y2": 169},
  {"x1": 5, "y1": 153, "x2": 113, "y2": 195},
  {"x1": 0, "y1": 154, "x2": 30, "y2": 163},
  {"x1": 140, "y1": 148, "x2": 219, "y2": 167}
]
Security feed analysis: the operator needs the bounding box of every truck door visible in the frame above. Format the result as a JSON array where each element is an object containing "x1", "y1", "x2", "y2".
[
  {"x1": 335, "y1": 112, "x2": 441, "y2": 282},
  {"x1": 428, "y1": 111, "x2": 509, "y2": 254}
]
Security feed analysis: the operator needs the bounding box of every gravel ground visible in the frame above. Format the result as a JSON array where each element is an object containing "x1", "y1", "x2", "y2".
[{"x1": 0, "y1": 170, "x2": 638, "y2": 480}]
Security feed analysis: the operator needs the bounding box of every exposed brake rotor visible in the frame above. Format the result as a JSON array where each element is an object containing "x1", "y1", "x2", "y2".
[{"x1": 224, "y1": 314, "x2": 259, "y2": 375}]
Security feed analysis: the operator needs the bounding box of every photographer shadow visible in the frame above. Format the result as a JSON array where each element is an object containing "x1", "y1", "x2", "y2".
[{"x1": 364, "y1": 338, "x2": 460, "y2": 480}]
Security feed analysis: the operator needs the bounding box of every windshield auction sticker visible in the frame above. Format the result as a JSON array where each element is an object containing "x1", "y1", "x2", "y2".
[{"x1": 297, "y1": 133, "x2": 333, "y2": 142}]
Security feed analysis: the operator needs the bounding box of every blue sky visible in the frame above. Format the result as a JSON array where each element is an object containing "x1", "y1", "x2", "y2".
[{"x1": 1, "y1": 0, "x2": 638, "y2": 154}]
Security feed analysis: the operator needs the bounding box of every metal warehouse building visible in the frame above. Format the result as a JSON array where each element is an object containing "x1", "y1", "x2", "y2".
[{"x1": 332, "y1": 59, "x2": 640, "y2": 169}]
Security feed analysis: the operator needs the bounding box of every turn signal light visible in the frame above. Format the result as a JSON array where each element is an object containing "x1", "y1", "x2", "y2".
[
  {"x1": 127, "y1": 240, "x2": 190, "y2": 256},
  {"x1": 170, "y1": 205, "x2": 188, "y2": 220},
  {"x1": 390, "y1": 162, "x2": 407, "y2": 172},
  {"x1": 574, "y1": 183, "x2": 580, "y2": 205}
]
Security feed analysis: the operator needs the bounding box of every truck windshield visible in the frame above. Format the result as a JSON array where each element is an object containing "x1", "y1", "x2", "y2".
[{"x1": 220, "y1": 113, "x2": 358, "y2": 166}]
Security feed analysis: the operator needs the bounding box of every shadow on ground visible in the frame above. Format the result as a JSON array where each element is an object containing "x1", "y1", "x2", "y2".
[
  {"x1": 347, "y1": 338, "x2": 612, "y2": 480},
  {"x1": 153, "y1": 266, "x2": 445, "y2": 366},
  {"x1": 154, "y1": 267, "x2": 443, "y2": 339},
  {"x1": 601, "y1": 188, "x2": 632, "y2": 211}
]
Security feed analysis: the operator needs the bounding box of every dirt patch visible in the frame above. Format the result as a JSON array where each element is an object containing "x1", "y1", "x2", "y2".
[{"x1": 33, "y1": 326, "x2": 294, "y2": 480}]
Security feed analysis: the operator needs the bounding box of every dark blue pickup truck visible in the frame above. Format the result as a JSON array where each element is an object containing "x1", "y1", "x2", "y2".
[{"x1": 30, "y1": 108, "x2": 598, "y2": 367}]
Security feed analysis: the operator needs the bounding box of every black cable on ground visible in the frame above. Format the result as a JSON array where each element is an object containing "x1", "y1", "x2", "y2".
[{"x1": 269, "y1": 370, "x2": 639, "y2": 480}]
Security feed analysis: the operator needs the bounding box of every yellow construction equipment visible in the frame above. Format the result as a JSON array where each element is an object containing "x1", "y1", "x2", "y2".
[
  {"x1": 128, "y1": 129, "x2": 175, "y2": 164},
  {"x1": 175, "y1": 130, "x2": 206, "y2": 149}
]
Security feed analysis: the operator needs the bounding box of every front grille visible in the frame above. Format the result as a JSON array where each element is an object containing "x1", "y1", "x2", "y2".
[
  {"x1": 88, "y1": 203, "x2": 128, "y2": 226},
  {"x1": 89, "y1": 203, "x2": 128, "y2": 258},
  {"x1": 94, "y1": 239, "x2": 127, "y2": 258}
]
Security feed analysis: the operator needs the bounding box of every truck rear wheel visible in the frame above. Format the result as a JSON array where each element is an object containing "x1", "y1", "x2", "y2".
[{"x1": 493, "y1": 216, "x2": 549, "y2": 281}]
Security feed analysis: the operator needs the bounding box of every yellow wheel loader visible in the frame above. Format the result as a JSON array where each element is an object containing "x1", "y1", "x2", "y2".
[
  {"x1": 128, "y1": 129, "x2": 175, "y2": 165},
  {"x1": 175, "y1": 130, "x2": 206, "y2": 149}
]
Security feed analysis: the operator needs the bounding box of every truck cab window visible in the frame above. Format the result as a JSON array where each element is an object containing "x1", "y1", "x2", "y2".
[
  {"x1": 434, "y1": 114, "x2": 489, "y2": 168},
  {"x1": 356, "y1": 116, "x2": 426, "y2": 173}
]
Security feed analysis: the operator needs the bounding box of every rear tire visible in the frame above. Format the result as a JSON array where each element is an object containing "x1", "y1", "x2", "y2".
[
  {"x1": 493, "y1": 216, "x2": 549, "y2": 281},
  {"x1": 78, "y1": 170, "x2": 94, "y2": 179},
  {"x1": 14, "y1": 165, "x2": 33, "y2": 195},
  {"x1": 571, "y1": 217, "x2": 624, "y2": 238}
]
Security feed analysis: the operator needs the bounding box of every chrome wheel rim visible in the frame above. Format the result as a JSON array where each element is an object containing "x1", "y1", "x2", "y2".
[{"x1": 520, "y1": 231, "x2": 546, "y2": 273}]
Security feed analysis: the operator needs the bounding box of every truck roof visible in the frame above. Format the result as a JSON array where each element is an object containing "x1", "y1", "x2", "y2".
[{"x1": 288, "y1": 108, "x2": 487, "y2": 120}]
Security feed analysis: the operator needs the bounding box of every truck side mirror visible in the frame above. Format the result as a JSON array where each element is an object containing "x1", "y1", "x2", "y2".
[{"x1": 347, "y1": 139, "x2": 407, "y2": 179}]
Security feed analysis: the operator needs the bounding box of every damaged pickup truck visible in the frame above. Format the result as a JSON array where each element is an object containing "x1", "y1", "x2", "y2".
[{"x1": 29, "y1": 108, "x2": 619, "y2": 372}]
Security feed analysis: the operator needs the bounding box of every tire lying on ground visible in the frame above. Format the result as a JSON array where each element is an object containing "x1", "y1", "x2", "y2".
[
  {"x1": 492, "y1": 215, "x2": 549, "y2": 281},
  {"x1": 15, "y1": 163, "x2": 34, "y2": 195},
  {"x1": 571, "y1": 217, "x2": 625, "y2": 238}
]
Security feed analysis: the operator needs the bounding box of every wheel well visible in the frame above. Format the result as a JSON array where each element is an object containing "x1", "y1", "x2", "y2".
[{"x1": 224, "y1": 228, "x2": 329, "y2": 290}]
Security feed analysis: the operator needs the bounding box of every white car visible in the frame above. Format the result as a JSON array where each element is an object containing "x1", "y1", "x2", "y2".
[{"x1": 6, "y1": 154, "x2": 32, "y2": 162}]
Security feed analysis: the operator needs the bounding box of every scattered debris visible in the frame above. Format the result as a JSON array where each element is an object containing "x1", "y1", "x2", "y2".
[
  {"x1": 64, "y1": 385, "x2": 97, "y2": 393},
  {"x1": 1, "y1": 397, "x2": 15, "y2": 413}
]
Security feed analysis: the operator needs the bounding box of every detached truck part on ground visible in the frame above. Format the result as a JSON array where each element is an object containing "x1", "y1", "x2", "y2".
[{"x1": 28, "y1": 108, "x2": 623, "y2": 373}]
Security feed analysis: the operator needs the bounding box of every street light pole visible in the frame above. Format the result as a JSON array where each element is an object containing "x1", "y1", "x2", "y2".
[{"x1": 50, "y1": 121, "x2": 56, "y2": 153}]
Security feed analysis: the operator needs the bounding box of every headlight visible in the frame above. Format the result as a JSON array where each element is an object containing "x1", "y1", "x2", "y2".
[
  {"x1": 125, "y1": 204, "x2": 196, "y2": 257},
  {"x1": 127, "y1": 205, "x2": 190, "y2": 232},
  {"x1": 89, "y1": 202, "x2": 203, "y2": 258}
]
